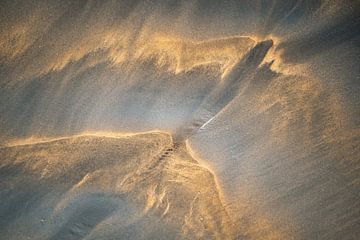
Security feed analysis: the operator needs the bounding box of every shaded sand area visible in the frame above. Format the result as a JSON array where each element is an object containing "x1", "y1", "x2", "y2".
[{"x1": 0, "y1": 132, "x2": 236, "y2": 239}]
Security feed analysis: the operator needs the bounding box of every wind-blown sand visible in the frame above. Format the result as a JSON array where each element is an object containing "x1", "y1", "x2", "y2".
[
  {"x1": 0, "y1": 1, "x2": 359, "y2": 239},
  {"x1": 0, "y1": 132, "x2": 236, "y2": 239}
]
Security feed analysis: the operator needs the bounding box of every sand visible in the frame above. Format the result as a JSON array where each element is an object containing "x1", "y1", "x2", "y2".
[{"x1": 0, "y1": 132, "x2": 235, "y2": 239}]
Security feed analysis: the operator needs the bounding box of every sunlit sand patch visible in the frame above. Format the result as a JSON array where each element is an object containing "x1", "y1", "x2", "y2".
[
  {"x1": 3, "y1": 130, "x2": 166, "y2": 148},
  {"x1": 0, "y1": 132, "x2": 238, "y2": 239},
  {"x1": 1, "y1": 25, "x2": 258, "y2": 82}
]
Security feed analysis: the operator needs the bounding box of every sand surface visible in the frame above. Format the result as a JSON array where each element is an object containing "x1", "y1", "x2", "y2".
[
  {"x1": 0, "y1": 1, "x2": 359, "y2": 239},
  {"x1": 0, "y1": 132, "x2": 236, "y2": 239}
]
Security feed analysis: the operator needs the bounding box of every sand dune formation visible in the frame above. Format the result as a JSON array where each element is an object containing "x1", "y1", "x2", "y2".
[{"x1": 1, "y1": 0, "x2": 359, "y2": 239}]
